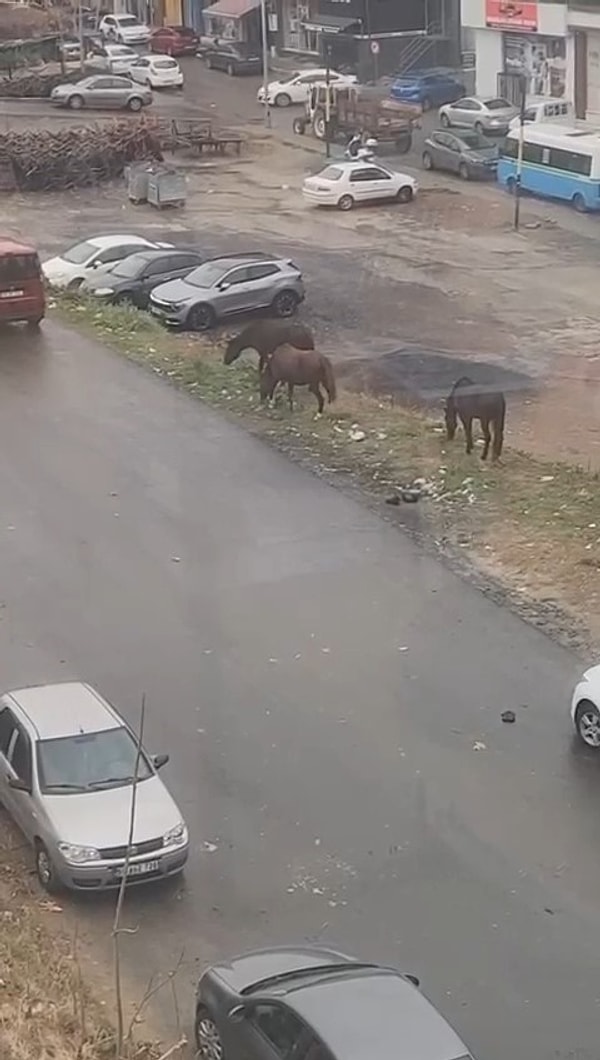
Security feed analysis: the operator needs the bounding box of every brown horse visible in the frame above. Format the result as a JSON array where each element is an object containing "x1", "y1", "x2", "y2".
[
  {"x1": 445, "y1": 376, "x2": 506, "y2": 461},
  {"x1": 224, "y1": 320, "x2": 315, "y2": 373},
  {"x1": 260, "y1": 346, "x2": 336, "y2": 414}
]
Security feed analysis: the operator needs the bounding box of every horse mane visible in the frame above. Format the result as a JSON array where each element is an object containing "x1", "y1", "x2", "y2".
[{"x1": 452, "y1": 376, "x2": 475, "y2": 391}]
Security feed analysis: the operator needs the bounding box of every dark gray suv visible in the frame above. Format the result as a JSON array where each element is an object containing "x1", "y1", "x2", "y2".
[
  {"x1": 194, "y1": 945, "x2": 475, "y2": 1060},
  {"x1": 149, "y1": 254, "x2": 305, "y2": 332}
]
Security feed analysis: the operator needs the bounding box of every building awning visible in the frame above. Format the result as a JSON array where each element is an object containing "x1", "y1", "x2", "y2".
[
  {"x1": 301, "y1": 14, "x2": 359, "y2": 33},
  {"x1": 203, "y1": 0, "x2": 259, "y2": 19}
]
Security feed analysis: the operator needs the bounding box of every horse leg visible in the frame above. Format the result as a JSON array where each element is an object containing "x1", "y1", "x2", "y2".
[
  {"x1": 481, "y1": 419, "x2": 491, "y2": 461},
  {"x1": 310, "y1": 382, "x2": 324, "y2": 414},
  {"x1": 287, "y1": 382, "x2": 294, "y2": 411},
  {"x1": 462, "y1": 415, "x2": 474, "y2": 454}
]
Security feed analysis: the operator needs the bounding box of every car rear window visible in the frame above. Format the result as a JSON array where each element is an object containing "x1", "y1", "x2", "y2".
[
  {"x1": 319, "y1": 166, "x2": 343, "y2": 181},
  {"x1": 154, "y1": 58, "x2": 178, "y2": 68},
  {"x1": 37, "y1": 726, "x2": 153, "y2": 793},
  {"x1": 486, "y1": 98, "x2": 511, "y2": 109},
  {"x1": 0, "y1": 253, "x2": 40, "y2": 283}
]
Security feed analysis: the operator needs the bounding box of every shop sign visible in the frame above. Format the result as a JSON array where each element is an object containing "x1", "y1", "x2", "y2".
[{"x1": 486, "y1": 0, "x2": 537, "y2": 32}]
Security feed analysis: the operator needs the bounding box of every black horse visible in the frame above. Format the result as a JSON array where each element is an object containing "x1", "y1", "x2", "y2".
[
  {"x1": 224, "y1": 320, "x2": 315, "y2": 373},
  {"x1": 445, "y1": 377, "x2": 506, "y2": 461}
]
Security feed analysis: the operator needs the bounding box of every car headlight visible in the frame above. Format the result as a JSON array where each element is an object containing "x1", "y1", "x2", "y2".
[
  {"x1": 58, "y1": 842, "x2": 101, "y2": 863},
  {"x1": 163, "y1": 822, "x2": 187, "y2": 847},
  {"x1": 93, "y1": 287, "x2": 115, "y2": 296}
]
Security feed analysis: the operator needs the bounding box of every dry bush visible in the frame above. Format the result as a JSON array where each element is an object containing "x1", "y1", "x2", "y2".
[{"x1": 0, "y1": 4, "x2": 61, "y2": 42}]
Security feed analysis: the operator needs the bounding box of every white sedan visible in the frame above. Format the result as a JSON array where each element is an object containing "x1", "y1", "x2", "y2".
[
  {"x1": 86, "y1": 44, "x2": 140, "y2": 75},
  {"x1": 571, "y1": 665, "x2": 600, "y2": 748},
  {"x1": 43, "y1": 234, "x2": 173, "y2": 289},
  {"x1": 257, "y1": 67, "x2": 357, "y2": 107},
  {"x1": 99, "y1": 13, "x2": 151, "y2": 45},
  {"x1": 129, "y1": 55, "x2": 184, "y2": 89},
  {"x1": 302, "y1": 160, "x2": 417, "y2": 211}
]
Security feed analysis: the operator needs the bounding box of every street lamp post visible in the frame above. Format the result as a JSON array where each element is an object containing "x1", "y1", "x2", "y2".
[
  {"x1": 260, "y1": 0, "x2": 271, "y2": 129},
  {"x1": 324, "y1": 40, "x2": 332, "y2": 159},
  {"x1": 513, "y1": 73, "x2": 527, "y2": 231}
]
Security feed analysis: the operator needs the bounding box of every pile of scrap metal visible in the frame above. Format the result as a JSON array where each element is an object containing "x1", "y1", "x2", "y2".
[
  {"x1": 0, "y1": 117, "x2": 164, "y2": 191},
  {"x1": 0, "y1": 67, "x2": 79, "y2": 96}
]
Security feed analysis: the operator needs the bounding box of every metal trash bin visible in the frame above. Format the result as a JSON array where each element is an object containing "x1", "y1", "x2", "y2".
[
  {"x1": 126, "y1": 161, "x2": 158, "y2": 205},
  {"x1": 147, "y1": 167, "x2": 186, "y2": 209}
]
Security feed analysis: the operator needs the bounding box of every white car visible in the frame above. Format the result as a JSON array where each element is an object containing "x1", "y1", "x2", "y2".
[
  {"x1": 571, "y1": 665, "x2": 600, "y2": 748},
  {"x1": 43, "y1": 234, "x2": 173, "y2": 289},
  {"x1": 129, "y1": 54, "x2": 184, "y2": 89},
  {"x1": 257, "y1": 67, "x2": 357, "y2": 107},
  {"x1": 302, "y1": 159, "x2": 417, "y2": 211},
  {"x1": 86, "y1": 44, "x2": 140, "y2": 75},
  {"x1": 99, "y1": 13, "x2": 151, "y2": 45}
]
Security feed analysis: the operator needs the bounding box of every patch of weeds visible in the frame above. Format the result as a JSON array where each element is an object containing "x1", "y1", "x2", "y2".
[{"x1": 52, "y1": 290, "x2": 600, "y2": 647}]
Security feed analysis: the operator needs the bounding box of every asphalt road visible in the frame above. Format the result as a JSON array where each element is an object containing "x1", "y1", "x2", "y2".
[{"x1": 1, "y1": 319, "x2": 600, "y2": 1059}]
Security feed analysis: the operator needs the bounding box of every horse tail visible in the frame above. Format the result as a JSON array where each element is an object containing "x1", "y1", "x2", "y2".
[
  {"x1": 321, "y1": 355, "x2": 337, "y2": 403},
  {"x1": 494, "y1": 393, "x2": 506, "y2": 457}
]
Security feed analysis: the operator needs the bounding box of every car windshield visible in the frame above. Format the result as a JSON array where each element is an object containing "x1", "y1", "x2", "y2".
[
  {"x1": 485, "y1": 97, "x2": 511, "y2": 109},
  {"x1": 459, "y1": 132, "x2": 492, "y2": 149},
  {"x1": 319, "y1": 166, "x2": 343, "y2": 181},
  {"x1": 185, "y1": 261, "x2": 228, "y2": 288},
  {"x1": 37, "y1": 726, "x2": 153, "y2": 793},
  {"x1": 278, "y1": 71, "x2": 300, "y2": 83},
  {"x1": 112, "y1": 46, "x2": 136, "y2": 55},
  {"x1": 62, "y1": 240, "x2": 97, "y2": 264},
  {"x1": 110, "y1": 255, "x2": 146, "y2": 278},
  {"x1": 117, "y1": 15, "x2": 139, "y2": 26}
]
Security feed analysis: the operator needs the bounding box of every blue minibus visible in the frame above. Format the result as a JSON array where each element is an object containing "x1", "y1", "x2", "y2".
[{"x1": 497, "y1": 123, "x2": 600, "y2": 211}]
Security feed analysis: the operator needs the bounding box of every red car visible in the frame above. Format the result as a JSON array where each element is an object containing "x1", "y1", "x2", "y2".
[{"x1": 150, "y1": 25, "x2": 199, "y2": 56}]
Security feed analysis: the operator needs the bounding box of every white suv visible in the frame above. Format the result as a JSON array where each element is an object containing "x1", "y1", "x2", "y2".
[{"x1": 99, "y1": 13, "x2": 151, "y2": 45}]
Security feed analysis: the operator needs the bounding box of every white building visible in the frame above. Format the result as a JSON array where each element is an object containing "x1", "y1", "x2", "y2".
[{"x1": 461, "y1": 0, "x2": 570, "y2": 104}]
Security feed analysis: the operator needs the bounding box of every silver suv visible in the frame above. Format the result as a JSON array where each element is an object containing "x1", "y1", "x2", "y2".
[
  {"x1": 0, "y1": 682, "x2": 188, "y2": 893},
  {"x1": 149, "y1": 254, "x2": 306, "y2": 331}
]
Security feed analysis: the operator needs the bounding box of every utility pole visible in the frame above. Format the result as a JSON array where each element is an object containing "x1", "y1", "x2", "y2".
[
  {"x1": 513, "y1": 73, "x2": 526, "y2": 231},
  {"x1": 260, "y1": 0, "x2": 271, "y2": 129},
  {"x1": 324, "y1": 39, "x2": 332, "y2": 159},
  {"x1": 78, "y1": 0, "x2": 84, "y2": 74}
]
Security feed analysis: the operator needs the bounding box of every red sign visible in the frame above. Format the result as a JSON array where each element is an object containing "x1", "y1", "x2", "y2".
[{"x1": 485, "y1": 0, "x2": 538, "y2": 32}]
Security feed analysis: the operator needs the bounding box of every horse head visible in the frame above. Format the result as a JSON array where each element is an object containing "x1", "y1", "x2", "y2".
[{"x1": 223, "y1": 333, "x2": 244, "y2": 365}]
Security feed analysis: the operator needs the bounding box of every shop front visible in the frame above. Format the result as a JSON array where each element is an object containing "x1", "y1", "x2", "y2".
[
  {"x1": 278, "y1": 0, "x2": 358, "y2": 53},
  {"x1": 567, "y1": 7, "x2": 600, "y2": 120},
  {"x1": 461, "y1": 0, "x2": 567, "y2": 100},
  {"x1": 202, "y1": 0, "x2": 260, "y2": 42}
]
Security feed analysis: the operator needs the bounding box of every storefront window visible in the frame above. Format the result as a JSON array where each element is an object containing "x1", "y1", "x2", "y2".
[{"x1": 503, "y1": 34, "x2": 566, "y2": 97}]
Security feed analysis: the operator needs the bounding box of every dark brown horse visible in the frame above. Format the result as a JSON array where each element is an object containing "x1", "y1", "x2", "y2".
[
  {"x1": 260, "y1": 346, "x2": 336, "y2": 414},
  {"x1": 445, "y1": 376, "x2": 506, "y2": 461},
  {"x1": 224, "y1": 320, "x2": 315, "y2": 373}
]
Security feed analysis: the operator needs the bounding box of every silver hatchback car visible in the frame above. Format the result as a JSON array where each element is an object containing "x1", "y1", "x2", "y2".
[
  {"x1": 149, "y1": 254, "x2": 306, "y2": 331},
  {"x1": 0, "y1": 682, "x2": 188, "y2": 892}
]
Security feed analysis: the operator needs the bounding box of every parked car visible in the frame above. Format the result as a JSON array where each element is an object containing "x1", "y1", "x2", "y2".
[
  {"x1": 99, "y1": 13, "x2": 151, "y2": 45},
  {"x1": 204, "y1": 40, "x2": 261, "y2": 76},
  {"x1": 129, "y1": 54, "x2": 184, "y2": 89},
  {"x1": 0, "y1": 681, "x2": 189, "y2": 893},
  {"x1": 84, "y1": 247, "x2": 205, "y2": 307},
  {"x1": 50, "y1": 75, "x2": 152, "y2": 112},
  {"x1": 422, "y1": 130, "x2": 498, "y2": 180},
  {"x1": 150, "y1": 25, "x2": 199, "y2": 56},
  {"x1": 0, "y1": 237, "x2": 45, "y2": 327},
  {"x1": 439, "y1": 95, "x2": 517, "y2": 134},
  {"x1": 390, "y1": 70, "x2": 465, "y2": 109},
  {"x1": 86, "y1": 43, "x2": 140, "y2": 75},
  {"x1": 257, "y1": 67, "x2": 357, "y2": 107},
  {"x1": 571, "y1": 665, "x2": 600, "y2": 749},
  {"x1": 302, "y1": 159, "x2": 417, "y2": 211},
  {"x1": 149, "y1": 253, "x2": 305, "y2": 331},
  {"x1": 59, "y1": 37, "x2": 83, "y2": 62},
  {"x1": 43, "y1": 234, "x2": 173, "y2": 289},
  {"x1": 194, "y1": 945, "x2": 475, "y2": 1060}
]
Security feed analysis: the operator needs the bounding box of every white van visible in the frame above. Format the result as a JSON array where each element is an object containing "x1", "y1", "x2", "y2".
[{"x1": 508, "y1": 96, "x2": 574, "y2": 130}]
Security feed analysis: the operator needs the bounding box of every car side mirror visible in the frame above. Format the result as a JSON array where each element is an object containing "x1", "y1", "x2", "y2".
[
  {"x1": 8, "y1": 776, "x2": 30, "y2": 793},
  {"x1": 405, "y1": 974, "x2": 420, "y2": 987},
  {"x1": 218, "y1": 281, "x2": 230, "y2": 291},
  {"x1": 227, "y1": 1004, "x2": 246, "y2": 1023},
  {"x1": 153, "y1": 753, "x2": 170, "y2": 770}
]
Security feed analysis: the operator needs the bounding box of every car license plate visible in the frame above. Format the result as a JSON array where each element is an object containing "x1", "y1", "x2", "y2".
[
  {"x1": 0, "y1": 290, "x2": 23, "y2": 298},
  {"x1": 150, "y1": 305, "x2": 163, "y2": 316},
  {"x1": 117, "y1": 859, "x2": 160, "y2": 878}
]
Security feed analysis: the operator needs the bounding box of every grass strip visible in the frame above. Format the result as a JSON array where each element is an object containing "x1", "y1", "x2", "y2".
[{"x1": 51, "y1": 292, "x2": 600, "y2": 646}]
